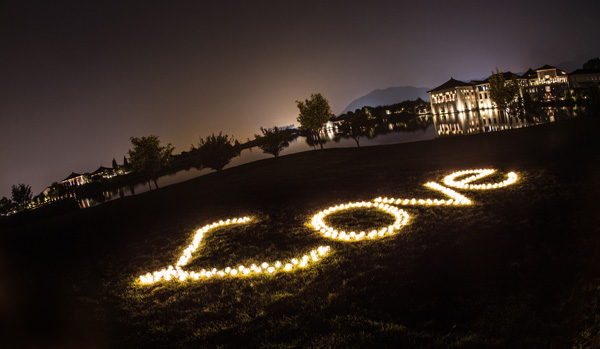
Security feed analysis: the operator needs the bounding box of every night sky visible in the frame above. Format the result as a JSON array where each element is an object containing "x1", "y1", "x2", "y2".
[{"x1": 2, "y1": 0, "x2": 599, "y2": 198}]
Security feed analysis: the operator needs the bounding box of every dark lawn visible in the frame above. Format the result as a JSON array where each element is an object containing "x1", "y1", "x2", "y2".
[{"x1": 1, "y1": 117, "x2": 600, "y2": 348}]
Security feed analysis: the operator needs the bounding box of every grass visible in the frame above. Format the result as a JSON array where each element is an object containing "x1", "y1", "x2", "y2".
[
  {"x1": 323, "y1": 207, "x2": 397, "y2": 233},
  {"x1": 1, "y1": 117, "x2": 600, "y2": 347}
]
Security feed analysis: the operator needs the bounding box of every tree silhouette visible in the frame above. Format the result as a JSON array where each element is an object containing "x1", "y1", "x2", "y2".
[
  {"x1": 128, "y1": 135, "x2": 174, "y2": 190},
  {"x1": 304, "y1": 132, "x2": 328, "y2": 149},
  {"x1": 11, "y1": 183, "x2": 32, "y2": 209},
  {"x1": 112, "y1": 158, "x2": 119, "y2": 174},
  {"x1": 254, "y1": 126, "x2": 295, "y2": 157},
  {"x1": 583, "y1": 57, "x2": 600, "y2": 70},
  {"x1": 0, "y1": 196, "x2": 14, "y2": 215},
  {"x1": 32, "y1": 193, "x2": 45, "y2": 205},
  {"x1": 197, "y1": 132, "x2": 241, "y2": 171},
  {"x1": 49, "y1": 182, "x2": 68, "y2": 201},
  {"x1": 296, "y1": 93, "x2": 333, "y2": 150},
  {"x1": 337, "y1": 107, "x2": 373, "y2": 147},
  {"x1": 123, "y1": 156, "x2": 132, "y2": 173},
  {"x1": 489, "y1": 68, "x2": 522, "y2": 121}
]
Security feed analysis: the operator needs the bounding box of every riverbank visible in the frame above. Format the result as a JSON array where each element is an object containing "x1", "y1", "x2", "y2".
[{"x1": 1, "y1": 116, "x2": 599, "y2": 347}]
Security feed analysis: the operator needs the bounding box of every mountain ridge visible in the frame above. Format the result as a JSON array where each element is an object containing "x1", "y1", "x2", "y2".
[{"x1": 341, "y1": 86, "x2": 430, "y2": 114}]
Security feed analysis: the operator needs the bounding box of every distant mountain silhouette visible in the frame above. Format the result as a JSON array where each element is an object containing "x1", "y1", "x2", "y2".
[{"x1": 341, "y1": 86, "x2": 430, "y2": 114}]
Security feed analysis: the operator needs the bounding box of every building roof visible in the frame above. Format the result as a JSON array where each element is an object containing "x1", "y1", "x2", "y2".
[
  {"x1": 91, "y1": 166, "x2": 113, "y2": 176},
  {"x1": 427, "y1": 78, "x2": 473, "y2": 93},
  {"x1": 535, "y1": 64, "x2": 556, "y2": 71},
  {"x1": 471, "y1": 71, "x2": 518, "y2": 85},
  {"x1": 470, "y1": 79, "x2": 487, "y2": 85},
  {"x1": 521, "y1": 68, "x2": 537, "y2": 79},
  {"x1": 491, "y1": 71, "x2": 518, "y2": 82},
  {"x1": 61, "y1": 172, "x2": 83, "y2": 182},
  {"x1": 535, "y1": 64, "x2": 566, "y2": 75}
]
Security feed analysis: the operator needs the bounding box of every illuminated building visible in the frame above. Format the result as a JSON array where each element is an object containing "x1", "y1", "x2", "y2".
[
  {"x1": 60, "y1": 172, "x2": 89, "y2": 187},
  {"x1": 521, "y1": 65, "x2": 569, "y2": 102},
  {"x1": 90, "y1": 166, "x2": 116, "y2": 180},
  {"x1": 428, "y1": 78, "x2": 481, "y2": 136},
  {"x1": 57, "y1": 164, "x2": 124, "y2": 190},
  {"x1": 429, "y1": 64, "x2": 574, "y2": 137}
]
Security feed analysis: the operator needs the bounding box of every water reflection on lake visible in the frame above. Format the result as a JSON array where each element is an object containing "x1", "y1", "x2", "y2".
[
  {"x1": 433, "y1": 106, "x2": 577, "y2": 137},
  {"x1": 79, "y1": 125, "x2": 435, "y2": 208}
]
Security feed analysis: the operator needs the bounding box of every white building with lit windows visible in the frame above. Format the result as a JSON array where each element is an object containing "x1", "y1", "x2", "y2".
[
  {"x1": 428, "y1": 64, "x2": 574, "y2": 137},
  {"x1": 428, "y1": 78, "x2": 481, "y2": 136},
  {"x1": 60, "y1": 172, "x2": 88, "y2": 187},
  {"x1": 520, "y1": 65, "x2": 569, "y2": 101},
  {"x1": 428, "y1": 75, "x2": 525, "y2": 136}
]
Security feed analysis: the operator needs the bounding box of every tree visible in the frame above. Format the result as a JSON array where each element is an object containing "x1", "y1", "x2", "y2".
[
  {"x1": 583, "y1": 57, "x2": 600, "y2": 70},
  {"x1": 32, "y1": 193, "x2": 45, "y2": 205},
  {"x1": 518, "y1": 92, "x2": 539, "y2": 123},
  {"x1": 123, "y1": 156, "x2": 132, "y2": 173},
  {"x1": 337, "y1": 107, "x2": 373, "y2": 147},
  {"x1": 128, "y1": 135, "x2": 174, "y2": 190},
  {"x1": 197, "y1": 132, "x2": 241, "y2": 171},
  {"x1": 112, "y1": 157, "x2": 119, "y2": 174},
  {"x1": 11, "y1": 183, "x2": 32, "y2": 210},
  {"x1": 0, "y1": 196, "x2": 14, "y2": 215},
  {"x1": 304, "y1": 133, "x2": 328, "y2": 149},
  {"x1": 489, "y1": 68, "x2": 522, "y2": 121},
  {"x1": 49, "y1": 182, "x2": 67, "y2": 201},
  {"x1": 296, "y1": 93, "x2": 333, "y2": 150},
  {"x1": 254, "y1": 126, "x2": 294, "y2": 157},
  {"x1": 584, "y1": 82, "x2": 600, "y2": 117}
]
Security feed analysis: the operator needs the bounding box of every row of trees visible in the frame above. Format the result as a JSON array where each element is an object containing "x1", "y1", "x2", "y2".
[
  {"x1": 128, "y1": 132, "x2": 244, "y2": 190},
  {"x1": 2, "y1": 127, "x2": 296, "y2": 213},
  {"x1": 125, "y1": 94, "x2": 335, "y2": 190},
  {"x1": 334, "y1": 98, "x2": 429, "y2": 121},
  {"x1": 3, "y1": 91, "x2": 408, "y2": 213},
  {"x1": 90, "y1": 92, "x2": 420, "y2": 192}
]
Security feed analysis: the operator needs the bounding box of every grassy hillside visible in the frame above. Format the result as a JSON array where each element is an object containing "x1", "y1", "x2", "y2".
[{"x1": 1, "y1": 117, "x2": 599, "y2": 347}]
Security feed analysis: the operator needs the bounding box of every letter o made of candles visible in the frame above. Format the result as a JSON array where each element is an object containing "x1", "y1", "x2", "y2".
[{"x1": 311, "y1": 201, "x2": 410, "y2": 241}]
